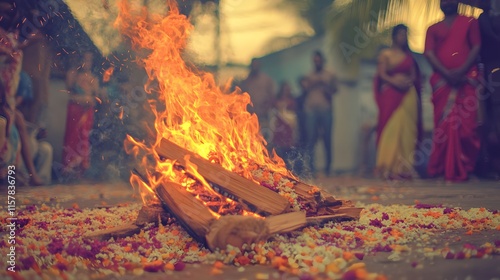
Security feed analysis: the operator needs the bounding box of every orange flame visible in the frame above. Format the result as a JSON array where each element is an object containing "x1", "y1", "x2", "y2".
[
  {"x1": 117, "y1": 1, "x2": 291, "y2": 214},
  {"x1": 103, "y1": 66, "x2": 115, "y2": 83}
]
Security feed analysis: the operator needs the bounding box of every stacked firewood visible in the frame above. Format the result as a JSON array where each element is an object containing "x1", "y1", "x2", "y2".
[{"x1": 86, "y1": 138, "x2": 362, "y2": 251}]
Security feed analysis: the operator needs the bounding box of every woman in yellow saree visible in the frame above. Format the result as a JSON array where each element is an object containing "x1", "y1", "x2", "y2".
[{"x1": 374, "y1": 24, "x2": 423, "y2": 180}]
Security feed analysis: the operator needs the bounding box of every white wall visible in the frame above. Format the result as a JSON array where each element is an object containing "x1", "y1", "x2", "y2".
[{"x1": 46, "y1": 79, "x2": 69, "y2": 166}]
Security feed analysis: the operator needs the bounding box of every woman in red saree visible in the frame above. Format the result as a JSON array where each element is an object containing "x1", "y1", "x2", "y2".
[
  {"x1": 424, "y1": 0, "x2": 481, "y2": 182},
  {"x1": 374, "y1": 24, "x2": 422, "y2": 179},
  {"x1": 62, "y1": 52, "x2": 99, "y2": 178}
]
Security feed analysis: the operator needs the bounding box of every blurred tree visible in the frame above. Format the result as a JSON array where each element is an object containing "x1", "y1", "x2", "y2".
[
  {"x1": 276, "y1": 0, "x2": 333, "y2": 35},
  {"x1": 280, "y1": 0, "x2": 487, "y2": 81}
]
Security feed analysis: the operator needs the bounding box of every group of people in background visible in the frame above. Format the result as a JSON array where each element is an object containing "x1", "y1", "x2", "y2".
[
  {"x1": 374, "y1": 0, "x2": 500, "y2": 182},
  {"x1": 240, "y1": 51, "x2": 337, "y2": 178},
  {"x1": 0, "y1": 0, "x2": 51, "y2": 186},
  {"x1": 0, "y1": 0, "x2": 134, "y2": 186},
  {"x1": 242, "y1": 0, "x2": 500, "y2": 182}
]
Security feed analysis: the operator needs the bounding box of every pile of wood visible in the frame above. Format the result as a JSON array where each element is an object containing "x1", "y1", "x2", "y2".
[{"x1": 86, "y1": 138, "x2": 362, "y2": 251}]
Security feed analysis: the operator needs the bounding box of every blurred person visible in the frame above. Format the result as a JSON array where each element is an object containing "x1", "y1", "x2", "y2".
[
  {"x1": 304, "y1": 50, "x2": 338, "y2": 177},
  {"x1": 0, "y1": 0, "x2": 22, "y2": 113},
  {"x1": 424, "y1": 0, "x2": 482, "y2": 182},
  {"x1": 62, "y1": 51, "x2": 100, "y2": 179},
  {"x1": 269, "y1": 81, "x2": 298, "y2": 170},
  {"x1": 19, "y1": 3, "x2": 52, "y2": 130},
  {"x1": 13, "y1": 110, "x2": 44, "y2": 185},
  {"x1": 0, "y1": 81, "x2": 16, "y2": 181},
  {"x1": 0, "y1": 0, "x2": 43, "y2": 186},
  {"x1": 0, "y1": 0, "x2": 17, "y2": 180},
  {"x1": 0, "y1": 82, "x2": 43, "y2": 185},
  {"x1": 373, "y1": 24, "x2": 423, "y2": 180},
  {"x1": 16, "y1": 72, "x2": 52, "y2": 184},
  {"x1": 476, "y1": 0, "x2": 500, "y2": 179},
  {"x1": 240, "y1": 58, "x2": 275, "y2": 138}
]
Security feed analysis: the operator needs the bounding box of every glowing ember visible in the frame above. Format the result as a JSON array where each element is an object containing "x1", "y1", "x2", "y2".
[
  {"x1": 102, "y1": 66, "x2": 115, "y2": 83},
  {"x1": 116, "y1": 0, "x2": 292, "y2": 210}
]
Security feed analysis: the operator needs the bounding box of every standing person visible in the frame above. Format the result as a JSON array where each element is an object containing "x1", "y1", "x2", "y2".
[
  {"x1": 373, "y1": 24, "x2": 422, "y2": 180},
  {"x1": 424, "y1": 0, "x2": 482, "y2": 182},
  {"x1": 62, "y1": 52, "x2": 99, "y2": 179},
  {"x1": 240, "y1": 58, "x2": 275, "y2": 138},
  {"x1": 477, "y1": 0, "x2": 500, "y2": 179},
  {"x1": 16, "y1": 72, "x2": 52, "y2": 184},
  {"x1": 269, "y1": 81, "x2": 298, "y2": 169},
  {"x1": 0, "y1": 0, "x2": 44, "y2": 186},
  {"x1": 304, "y1": 51, "x2": 337, "y2": 177},
  {"x1": 17, "y1": 1, "x2": 52, "y2": 131},
  {"x1": 0, "y1": 0, "x2": 22, "y2": 113}
]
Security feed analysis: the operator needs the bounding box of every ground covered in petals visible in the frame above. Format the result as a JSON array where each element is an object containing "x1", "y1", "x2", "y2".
[{"x1": 2, "y1": 189, "x2": 499, "y2": 280}]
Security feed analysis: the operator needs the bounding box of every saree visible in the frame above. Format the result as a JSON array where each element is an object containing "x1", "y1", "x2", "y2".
[
  {"x1": 426, "y1": 15, "x2": 481, "y2": 182},
  {"x1": 62, "y1": 99, "x2": 94, "y2": 175},
  {"x1": 374, "y1": 53, "x2": 422, "y2": 178}
]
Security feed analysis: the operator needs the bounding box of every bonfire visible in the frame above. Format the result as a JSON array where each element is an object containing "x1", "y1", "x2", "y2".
[
  {"x1": 85, "y1": 0, "x2": 361, "y2": 250},
  {"x1": 2, "y1": 3, "x2": 500, "y2": 280}
]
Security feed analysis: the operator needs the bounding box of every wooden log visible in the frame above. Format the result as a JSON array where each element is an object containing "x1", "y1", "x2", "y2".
[
  {"x1": 84, "y1": 205, "x2": 172, "y2": 241},
  {"x1": 84, "y1": 224, "x2": 141, "y2": 241},
  {"x1": 248, "y1": 164, "x2": 345, "y2": 210},
  {"x1": 265, "y1": 211, "x2": 307, "y2": 235},
  {"x1": 275, "y1": 178, "x2": 363, "y2": 219},
  {"x1": 306, "y1": 212, "x2": 362, "y2": 224},
  {"x1": 155, "y1": 181, "x2": 310, "y2": 251},
  {"x1": 206, "y1": 215, "x2": 269, "y2": 251},
  {"x1": 155, "y1": 182, "x2": 216, "y2": 246},
  {"x1": 155, "y1": 138, "x2": 290, "y2": 216},
  {"x1": 293, "y1": 181, "x2": 322, "y2": 203},
  {"x1": 324, "y1": 206, "x2": 363, "y2": 219},
  {"x1": 135, "y1": 203, "x2": 172, "y2": 226},
  {"x1": 284, "y1": 180, "x2": 344, "y2": 208},
  {"x1": 206, "y1": 212, "x2": 308, "y2": 251}
]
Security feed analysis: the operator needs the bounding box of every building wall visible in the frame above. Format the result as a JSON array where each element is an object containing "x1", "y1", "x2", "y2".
[{"x1": 46, "y1": 79, "x2": 69, "y2": 174}]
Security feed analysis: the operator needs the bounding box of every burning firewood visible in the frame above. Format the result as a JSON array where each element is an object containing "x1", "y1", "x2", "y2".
[
  {"x1": 155, "y1": 138, "x2": 290, "y2": 216},
  {"x1": 156, "y1": 138, "x2": 362, "y2": 219},
  {"x1": 206, "y1": 211, "x2": 307, "y2": 251},
  {"x1": 135, "y1": 203, "x2": 172, "y2": 226},
  {"x1": 155, "y1": 182, "x2": 308, "y2": 251},
  {"x1": 85, "y1": 169, "x2": 360, "y2": 250},
  {"x1": 86, "y1": 142, "x2": 361, "y2": 245}
]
